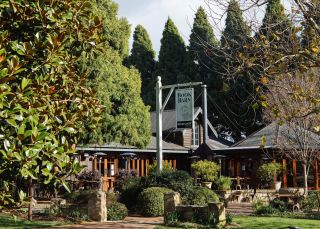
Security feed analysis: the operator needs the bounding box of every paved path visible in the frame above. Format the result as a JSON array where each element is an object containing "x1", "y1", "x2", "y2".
[
  {"x1": 57, "y1": 216, "x2": 163, "y2": 229},
  {"x1": 227, "y1": 202, "x2": 253, "y2": 215}
]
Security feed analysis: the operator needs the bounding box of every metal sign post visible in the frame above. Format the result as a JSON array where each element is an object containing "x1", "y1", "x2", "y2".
[{"x1": 155, "y1": 76, "x2": 203, "y2": 174}]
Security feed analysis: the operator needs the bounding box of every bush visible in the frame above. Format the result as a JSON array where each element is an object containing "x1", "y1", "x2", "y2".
[
  {"x1": 214, "y1": 176, "x2": 232, "y2": 190},
  {"x1": 191, "y1": 160, "x2": 220, "y2": 182},
  {"x1": 118, "y1": 177, "x2": 143, "y2": 210},
  {"x1": 300, "y1": 191, "x2": 320, "y2": 212},
  {"x1": 148, "y1": 161, "x2": 173, "y2": 174},
  {"x1": 146, "y1": 170, "x2": 193, "y2": 198},
  {"x1": 107, "y1": 202, "x2": 128, "y2": 221},
  {"x1": 106, "y1": 192, "x2": 117, "y2": 208},
  {"x1": 257, "y1": 162, "x2": 281, "y2": 184},
  {"x1": 63, "y1": 190, "x2": 96, "y2": 204},
  {"x1": 137, "y1": 187, "x2": 173, "y2": 217},
  {"x1": 270, "y1": 198, "x2": 288, "y2": 212},
  {"x1": 226, "y1": 212, "x2": 233, "y2": 225},
  {"x1": 253, "y1": 200, "x2": 279, "y2": 215},
  {"x1": 184, "y1": 186, "x2": 219, "y2": 205}
]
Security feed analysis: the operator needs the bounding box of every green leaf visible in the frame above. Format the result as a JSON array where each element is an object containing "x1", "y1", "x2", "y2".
[
  {"x1": 62, "y1": 181, "x2": 71, "y2": 193},
  {"x1": 21, "y1": 78, "x2": 29, "y2": 90},
  {"x1": 7, "y1": 119, "x2": 17, "y2": 128},
  {"x1": 18, "y1": 123, "x2": 26, "y2": 135},
  {"x1": 13, "y1": 152, "x2": 22, "y2": 161}
]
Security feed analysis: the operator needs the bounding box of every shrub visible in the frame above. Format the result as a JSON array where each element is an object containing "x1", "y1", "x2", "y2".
[
  {"x1": 191, "y1": 160, "x2": 220, "y2": 182},
  {"x1": 270, "y1": 198, "x2": 288, "y2": 212},
  {"x1": 118, "y1": 177, "x2": 143, "y2": 210},
  {"x1": 107, "y1": 202, "x2": 128, "y2": 221},
  {"x1": 137, "y1": 187, "x2": 173, "y2": 217},
  {"x1": 257, "y1": 162, "x2": 281, "y2": 184},
  {"x1": 106, "y1": 192, "x2": 117, "y2": 208},
  {"x1": 184, "y1": 186, "x2": 219, "y2": 205},
  {"x1": 253, "y1": 199, "x2": 279, "y2": 215},
  {"x1": 300, "y1": 191, "x2": 320, "y2": 212},
  {"x1": 147, "y1": 170, "x2": 194, "y2": 198},
  {"x1": 214, "y1": 176, "x2": 232, "y2": 190},
  {"x1": 63, "y1": 190, "x2": 96, "y2": 204},
  {"x1": 148, "y1": 161, "x2": 173, "y2": 174},
  {"x1": 226, "y1": 212, "x2": 233, "y2": 224}
]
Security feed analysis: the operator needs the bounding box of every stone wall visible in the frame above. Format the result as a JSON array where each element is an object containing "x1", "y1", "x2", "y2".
[{"x1": 164, "y1": 192, "x2": 226, "y2": 225}]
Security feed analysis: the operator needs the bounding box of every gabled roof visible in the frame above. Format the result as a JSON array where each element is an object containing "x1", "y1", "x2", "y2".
[
  {"x1": 150, "y1": 107, "x2": 218, "y2": 137},
  {"x1": 225, "y1": 122, "x2": 320, "y2": 150},
  {"x1": 78, "y1": 136, "x2": 190, "y2": 154}
]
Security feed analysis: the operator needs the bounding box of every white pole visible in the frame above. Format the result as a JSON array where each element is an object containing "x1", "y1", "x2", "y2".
[
  {"x1": 202, "y1": 85, "x2": 208, "y2": 144},
  {"x1": 156, "y1": 76, "x2": 163, "y2": 174}
]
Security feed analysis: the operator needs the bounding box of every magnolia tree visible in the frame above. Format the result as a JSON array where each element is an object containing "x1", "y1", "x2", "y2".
[{"x1": 0, "y1": 0, "x2": 103, "y2": 220}]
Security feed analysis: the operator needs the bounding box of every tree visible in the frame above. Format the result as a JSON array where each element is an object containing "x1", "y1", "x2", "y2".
[
  {"x1": 82, "y1": 0, "x2": 151, "y2": 148},
  {"x1": 157, "y1": 18, "x2": 186, "y2": 86},
  {"x1": 0, "y1": 0, "x2": 102, "y2": 219},
  {"x1": 186, "y1": 7, "x2": 220, "y2": 85},
  {"x1": 265, "y1": 69, "x2": 320, "y2": 194},
  {"x1": 127, "y1": 25, "x2": 156, "y2": 108}
]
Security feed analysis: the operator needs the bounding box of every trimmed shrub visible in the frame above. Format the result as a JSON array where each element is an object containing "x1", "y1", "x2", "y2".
[
  {"x1": 270, "y1": 198, "x2": 288, "y2": 212},
  {"x1": 137, "y1": 187, "x2": 173, "y2": 217},
  {"x1": 184, "y1": 186, "x2": 219, "y2": 205},
  {"x1": 107, "y1": 202, "x2": 128, "y2": 221},
  {"x1": 300, "y1": 191, "x2": 320, "y2": 212},
  {"x1": 214, "y1": 176, "x2": 232, "y2": 190}
]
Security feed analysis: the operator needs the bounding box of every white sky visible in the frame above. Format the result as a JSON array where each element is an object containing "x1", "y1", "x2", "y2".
[{"x1": 114, "y1": 0, "x2": 291, "y2": 56}]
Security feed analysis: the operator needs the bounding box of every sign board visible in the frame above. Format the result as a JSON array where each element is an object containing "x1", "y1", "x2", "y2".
[{"x1": 175, "y1": 88, "x2": 194, "y2": 128}]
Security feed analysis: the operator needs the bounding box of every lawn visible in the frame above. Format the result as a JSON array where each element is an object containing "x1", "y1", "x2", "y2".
[
  {"x1": 233, "y1": 216, "x2": 320, "y2": 229},
  {"x1": 155, "y1": 216, "x2": 320, "y2": 229},
  {"x1": 0, "y1": 214, "x2": 67, "y2": 228}
]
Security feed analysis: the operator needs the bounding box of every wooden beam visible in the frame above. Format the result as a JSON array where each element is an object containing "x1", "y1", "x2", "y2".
[
  {"x1": 293, "y1": 160, "x2": 297, "y2": 187},
  {"x1": 114, "y1": 158, "x2": 118, "y2": 175},
  {"x1": 282, "y1": 159, "x2": 287, "y2": 188},
  {"x1": 103, "y1": 159, "x2": 108, "y2": 191},
  {"x1": 132, "y1": 160, "x2": 136, "y2": 170},
  {"x1": 236, "y1": 160, "x2": 241, "y2": 177},
  {"x1": 137, "y1": 159, "x2": 140, "y2": 176},
  {"x1": 146, "y1": 159, "x2": 149, "y2": 176},
  {"x1": 141, "y1": 160, "x2": 145, "y2": 177},
  {"x1": 315, "y1": 159, "x2": 319, "y2": 190},
  {"x1": 173, "y1": 160, "x2": 176, "y2": 170},
  {"x1": 93, "y1": 158, "x2": 97, "y2": 172}
]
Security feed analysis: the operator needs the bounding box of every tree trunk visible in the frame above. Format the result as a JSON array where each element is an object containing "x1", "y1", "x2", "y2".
[
  {"x1": 302, "y1": 164, "x2": 308, "y2": 196},
  {"x1": 28, "y1": 178, "x2": 33, "y2": 221}
]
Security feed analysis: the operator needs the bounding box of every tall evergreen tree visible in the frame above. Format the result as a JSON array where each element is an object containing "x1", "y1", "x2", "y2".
[
  {"x1": 187, "y1": 7, "x2": 220, "y2": 88},
  {"x1": 157, "y1": 18, "x2": 186, "y2": 86},
  {"x1": 127, "y1": 25, "x2": 156, "y2": 108},
  {"x1": 221, "y1": 0, "x2": 250, "y2": 49},
  {"x1": 259, "y1": 0, "x2": 293, "y2": 44},
  {"x1": 82, "y1": 0, "x2": 151, "y2": 148}
]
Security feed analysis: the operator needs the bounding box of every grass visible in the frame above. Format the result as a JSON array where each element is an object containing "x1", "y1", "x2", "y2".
[
  {"x1": 155, "y1": 216, "x2": 320, "y2": 229},
  {"x1": 233, "y1": 216, "x2": 320, "y2": 229},
  {"x1": 0, "y1": 213, "x2": 67, "y2": 228}
]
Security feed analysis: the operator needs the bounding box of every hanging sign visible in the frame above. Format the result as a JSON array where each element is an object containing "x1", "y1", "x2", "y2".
[{"x1": 176, "y1": 88, "x2": 194, "y2": 128}]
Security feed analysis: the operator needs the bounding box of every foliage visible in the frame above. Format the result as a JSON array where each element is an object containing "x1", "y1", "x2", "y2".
[
  {"x1": 107, "y1": 202, "x2": 128, "y2": 221},
  {"x1": 81, "y1": 0, "x2": 151, "y2": 148},
  {"x1": 214, "y1": 176, "x2": 232, "y2": 190},
  {"x1": 0, "y1": 0, "x2": 103, "y2": 207},
  {"x1": 157, "y1": 17, "x2": 186, "y2": 106},
  {"x1": 226, "y1": 212, "x2": 233, "y2": 225},
  {"x1": 118, "y1": 176, "x2": 143, "y2": 210},
  {"x1": 106, "y1": 192, "x2": 118, "y2": 208},
  {"x1": 137, "y1": 187, "x2": 173, "y2": 217},
  {"x1": 191, "y1": 211, "x2": 216, "y2": 226},
  {"x1": 165, "y1": 210, "x2": 180, "y2": 225},
  {"x1": 191, "y1": 160, "x2": 220, "y2": 182},
  {"x1": 127, "y1": 25, "x2": 156, "y2": 108},
  {"x1": 300, "y1": 190, "x2": 320, "y2": 212},
  {"x1": 184, "y1": 186, "x2": 219, "y2": 206},
  {"x1": 144, "y1": 170, "x2": 194, "y2": 198},
  {"x1": 63, "y1": 190, "x2": 97, "y2": 205},
  {"x1": 257, "y1": 162, "x2": 281, "y2": 184},
  {"x1": 148, "y1": 161, "x2": 173, "y2": 175}
]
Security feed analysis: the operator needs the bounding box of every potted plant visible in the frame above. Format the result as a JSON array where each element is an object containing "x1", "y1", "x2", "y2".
[
  {"x1": 191, "y1": 160, "x2": 220, "y2": 189},
  {"x1": 214, "y1": 176, "x2": 232, "y2": 191},
  {"x1": 257, "y1": 162, "x2": 282, "y2": 190}
]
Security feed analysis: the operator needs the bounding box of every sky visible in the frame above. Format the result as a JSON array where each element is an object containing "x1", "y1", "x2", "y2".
[{"x1": 114, "y1": 0, "x2": 206, "y2": 55}]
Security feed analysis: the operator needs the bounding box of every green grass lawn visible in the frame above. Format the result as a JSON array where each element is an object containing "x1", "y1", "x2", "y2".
[
  {"x1": 0, "y1": 214, "x2": 67, "y2": 228},
  {"x1": 155, "y1": 216, "x2": 320, "y2": 229},
  {"x1": 233, "y1": 216, "x2": 320, "y2": 229}
]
